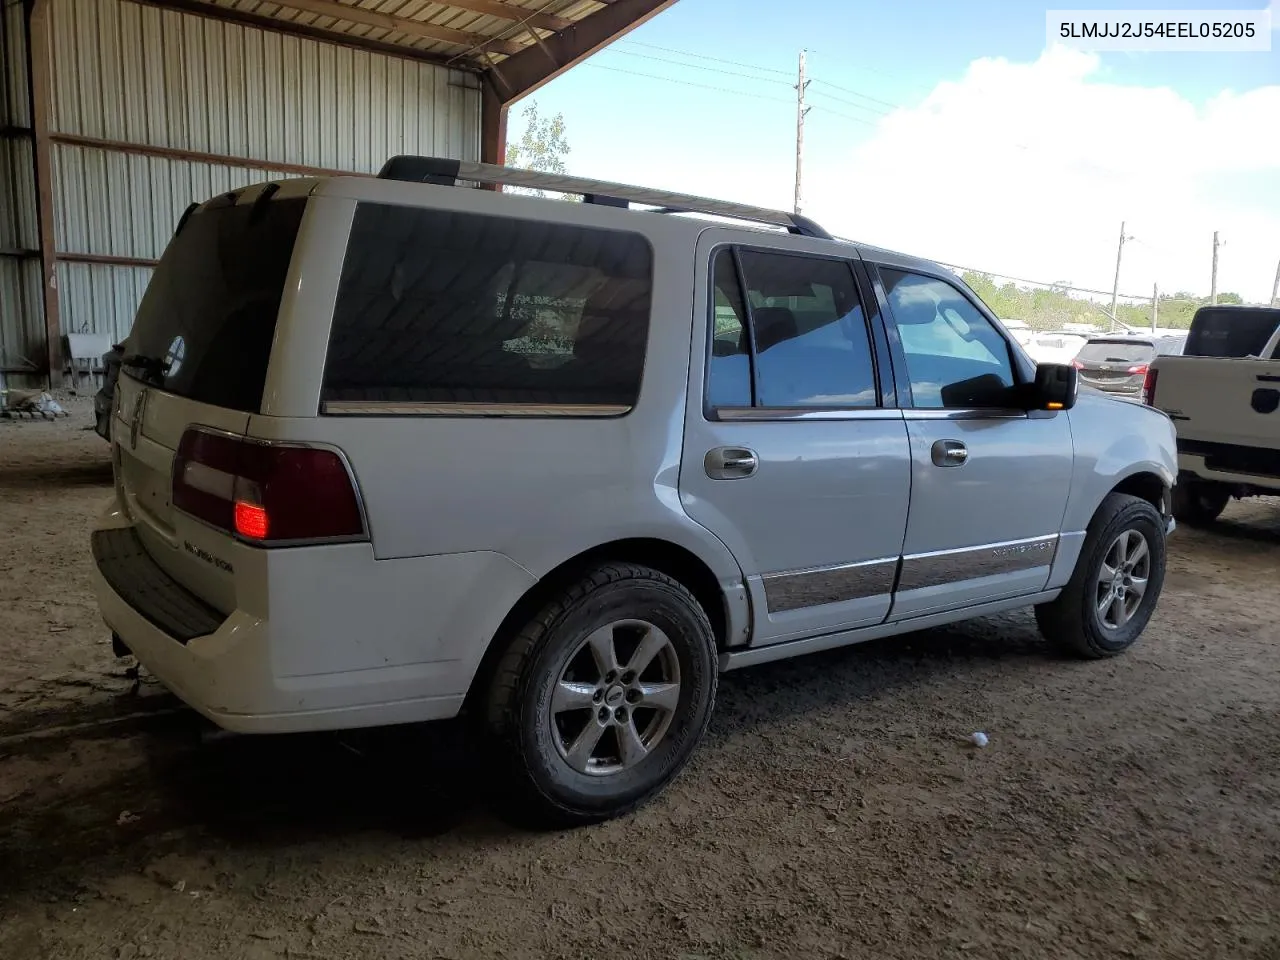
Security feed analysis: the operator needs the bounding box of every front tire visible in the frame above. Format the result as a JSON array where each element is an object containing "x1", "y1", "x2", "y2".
[
  {"x1": 485, "y1": 563, "x2": 718, "y2": 827},
  {"x1": 1171, "y1": 479, "x2": 1230, "y2": 526},
  {"x1": 1036, "y1": 493, "x2": 1166, "y2": 659}
]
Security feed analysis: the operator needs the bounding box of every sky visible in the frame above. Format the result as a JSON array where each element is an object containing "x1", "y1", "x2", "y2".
[{"x1": 517, "y1": 0, "x2": 1280, "y2": 306}]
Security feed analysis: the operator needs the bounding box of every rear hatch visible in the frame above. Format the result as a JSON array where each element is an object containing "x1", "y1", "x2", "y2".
[
  {"x1": 1074, "y1": 339, "x2": 1155, "y2": 390},
  {"x1": 111, "y1": 189, "x2": 308, "y2": 613}
]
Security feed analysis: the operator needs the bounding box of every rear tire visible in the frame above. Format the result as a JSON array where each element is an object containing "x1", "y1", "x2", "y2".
[
  {"x1": 1171, "y1": 480, "x2": 1230, "y2": 526},
  {"x1": 1035, "y1": 493, "x2": 1166, "y2": 659},
  {"x1": 485, "y1": 563, "x2": 718, "y2": 828}
]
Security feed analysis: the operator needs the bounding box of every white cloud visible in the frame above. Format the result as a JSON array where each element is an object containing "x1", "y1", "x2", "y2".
[{"x1": 808, "y1": 47, "x2": 1280, "y2": 304}]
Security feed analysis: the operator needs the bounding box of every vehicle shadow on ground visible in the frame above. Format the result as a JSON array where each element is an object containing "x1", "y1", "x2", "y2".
[
  {"x1": 1199, "y1": 516, "x2": 1280, "y2": 546},
  {"x1": 0, "y1": 614, "x2": 1055, "y2": 902},
  {"x1": 0, "y1": 460, "x2": 113, "y2": 491}
]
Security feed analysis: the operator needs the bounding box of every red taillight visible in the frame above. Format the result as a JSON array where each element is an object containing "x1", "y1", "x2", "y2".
[
  {"x1": 173, "y1": 429, "x2": 364, "y2": 545},
  {"x1": 1140, "y1": 368, "x2": 1159, "y2": 405},
  {"x1": 234, "y1": 501, "x2": 270, "y2": 540},
  {"x1": 1128, "y1": 364, "x2": 1149, "y2": 375},
  {"x1": 1071, "y1": 359, "x2": 1084, "y2": 370}
]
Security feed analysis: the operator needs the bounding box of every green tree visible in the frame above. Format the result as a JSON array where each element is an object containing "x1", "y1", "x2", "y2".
[
  {"x1": 506, "y1": 101, "x2": 571, "y2": 197},
  {"x1": 963, "y1": 269, "x2": 1245, "y2": 332}
]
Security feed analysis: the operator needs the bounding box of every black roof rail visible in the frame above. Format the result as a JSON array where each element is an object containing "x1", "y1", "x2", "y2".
[{"x1": 376, "y1": 155, "x2": 832, "y2": 239}]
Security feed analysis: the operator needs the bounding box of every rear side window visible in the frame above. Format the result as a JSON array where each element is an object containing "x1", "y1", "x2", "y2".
[
  {"x1": 707, "y1": 248, "x2": 877, "y2": 409},
  {"x1": 126, "y1": 197, "x2": 306, "y2": 413},
  {"x1": 322, "y1": 204, "x2": 653, "y2": 412},
  {"x1": 1185, "y1": 308, "x2": 1280, "y2": 358}
]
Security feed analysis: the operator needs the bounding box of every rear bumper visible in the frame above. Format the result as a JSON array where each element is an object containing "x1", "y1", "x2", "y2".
[
  {"x1": 1176, "y1": 440, "x2": 1280, "y2": 492},
  {"x1": 90, "y1": 504, "x2": 536, "y2": 733}
]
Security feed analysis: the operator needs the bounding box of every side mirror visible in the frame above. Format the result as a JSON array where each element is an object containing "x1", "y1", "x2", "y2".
[{"x1": 1029, "y1": 363, "x2": 1078, "y2": 411}]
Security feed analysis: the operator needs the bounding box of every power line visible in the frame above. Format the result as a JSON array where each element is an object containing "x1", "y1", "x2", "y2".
[
  {"x1": 615, "y1": 39, "x2": 795, "y2": 77},
  {"x1": 807, "y1": 104, "x2": 878, "y2": 127},
  {"x1": 807, "y1": 89, "x2": 892, "y2": 118},
  {"x1": 604, "y1": 48, "x2": 794, "y2": 87},
  {"x1": 579, "y1": 63, "x2": 796, "y2": 105},
  {"x1": 614, "y1": 39, "x2": 901, "y2": 114},
  {"x1": 582, "y1": 63, "x2": 880, "y2": 127},
  {"x1": 810, "y1": 78, "x2": 902, "y2": 111}
]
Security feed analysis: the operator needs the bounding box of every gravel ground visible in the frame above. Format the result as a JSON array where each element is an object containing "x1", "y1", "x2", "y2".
[{"x1": 1, "y1": 408, "x2": 1279, "y2": 960}]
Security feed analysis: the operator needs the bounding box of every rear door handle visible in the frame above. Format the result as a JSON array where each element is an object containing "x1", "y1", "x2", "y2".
[
  {"x1": 705, "y1": 447, "x2": 759, "y2": 479},
  {"x1": 931, "y1": 439, "x2": 968, "y2": 467}
]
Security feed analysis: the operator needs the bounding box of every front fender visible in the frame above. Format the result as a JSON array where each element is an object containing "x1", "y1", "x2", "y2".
[{"x1": 1062, "y1": 394, "x2": 1177, "y2": 534}]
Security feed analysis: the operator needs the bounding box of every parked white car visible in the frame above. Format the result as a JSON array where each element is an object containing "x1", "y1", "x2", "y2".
[
  {"x1": 1146, "y1": 306, "x2": 1280, "y2": 523},
  {"x1": 1024, "y1": 330, "x2": 1093, "y2": 366},
  {"x1": 1000, "y1": 317, "x2": 1036, "y2": 348},
  {"x1": 92, "y1": 159, "x2": 1178, "y2": 825}
]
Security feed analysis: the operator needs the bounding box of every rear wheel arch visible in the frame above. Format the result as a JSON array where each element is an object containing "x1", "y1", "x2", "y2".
[{"x1": 463, "y1": 538, "x2": 734, "y2": 714}]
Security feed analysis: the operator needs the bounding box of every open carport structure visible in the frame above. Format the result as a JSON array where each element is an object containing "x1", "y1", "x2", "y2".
[{"x1": 0, "y1": 0, "x2": 676, "y2": 389}]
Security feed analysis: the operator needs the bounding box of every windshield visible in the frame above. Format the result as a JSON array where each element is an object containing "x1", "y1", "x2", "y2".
[
  {"x1": 125, "y1": 196, "x2": 306, "y2": 412},
  {"x1": 1076, "y1": 341, "x2": 1155, "y2": 364}
]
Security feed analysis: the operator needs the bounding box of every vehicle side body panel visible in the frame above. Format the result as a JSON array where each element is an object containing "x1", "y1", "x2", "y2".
[{"x1": 90, "y1": 173, "x2": 1180, "y2": 736}]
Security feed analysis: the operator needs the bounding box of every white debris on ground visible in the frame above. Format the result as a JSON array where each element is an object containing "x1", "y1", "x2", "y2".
[{"x1": 2, "y1": 389, "x2": 69, "y2": 419}]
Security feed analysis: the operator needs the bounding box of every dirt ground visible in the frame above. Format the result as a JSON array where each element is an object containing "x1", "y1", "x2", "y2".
[{"x1": 1, "y1": 406, "x2": 1278, "y2": 960}]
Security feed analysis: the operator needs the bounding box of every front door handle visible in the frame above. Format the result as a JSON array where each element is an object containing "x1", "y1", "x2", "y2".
[
  {"x1": 705, "y1": 447, "x2": 759, "y2": 479},
  {"x1": 931, "y1": 439, "x2": 969, "y2": 467}
]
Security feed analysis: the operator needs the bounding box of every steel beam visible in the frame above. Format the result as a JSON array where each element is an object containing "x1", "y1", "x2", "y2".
[
  {"x1": 434, "y1": 0, "x2": 571, "y2": 32},
  {"x1": 24, "y1": 0, "x2": 61, "y2": 385},
  {"x1": 480, "y1": 79, "x2": 508, "y2": 167},
  {"x1": 482, "y1": 0, "x2": 678, "y2": 103},
  {"x1": 263, "y1": 0, "x2": 524, "y2": 56},
  {"x1": 49, "y1": 133, "x2": 366, "y2": 179},
  {"x1": 133, "y1": 0, "x2": 468, "y2": 68}
]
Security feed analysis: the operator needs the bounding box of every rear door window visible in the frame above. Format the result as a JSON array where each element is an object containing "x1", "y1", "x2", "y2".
[
  {"x1": 125, "y1": 196, "x2": 306, "y2": 413},
  {"x1": 323, "y1": 204, "x2": 653, "y2": 413},
  {"x1": 706, "y1": 248, "x2": 878, "y2": 410}
]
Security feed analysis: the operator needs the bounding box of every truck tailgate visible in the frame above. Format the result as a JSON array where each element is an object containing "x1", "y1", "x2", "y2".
[{"x1": 1151, "y1": 356, "x2": 1280, "y2": 449}]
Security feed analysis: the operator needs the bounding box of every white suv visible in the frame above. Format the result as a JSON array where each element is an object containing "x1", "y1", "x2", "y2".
[{"x1": 93, "y1": 159, "x2": 1178, "y2": 825}]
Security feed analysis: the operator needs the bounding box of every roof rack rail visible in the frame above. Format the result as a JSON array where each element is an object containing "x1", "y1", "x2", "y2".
[{"x1": 376, "y1": 156, "x2": 832, "y2": 240}]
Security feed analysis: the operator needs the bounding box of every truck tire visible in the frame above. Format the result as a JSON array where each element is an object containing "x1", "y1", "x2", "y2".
[
  {"x1": 1035, "y1": 493, "x2": 1166, "y2": 659},
  {"x1": 485, "y1": 563, "x2": 718, "y2": 827},
  {"x1": 1171, "y1": 480, "x2": 1230, "y2": 526}
]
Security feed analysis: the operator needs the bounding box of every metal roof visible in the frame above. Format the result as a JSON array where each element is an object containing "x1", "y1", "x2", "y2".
[{"x1": 193, "y1": 0, "x2": 611, "y2": 65}]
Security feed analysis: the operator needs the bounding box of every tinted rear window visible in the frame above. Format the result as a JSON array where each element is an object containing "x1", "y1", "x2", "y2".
[
  {"x1": 125, "y1": 197, "x2": 306, "y2": 413},
  {"x1": 1185, "y1": 307, "x2": 1280, "y2": 358},
  {"x1": 1076, "y1": 341, "x2": 1155, "y2": 363},
  {"x1": 322, "y1": 204, "x2": 653, "y2": 411}
]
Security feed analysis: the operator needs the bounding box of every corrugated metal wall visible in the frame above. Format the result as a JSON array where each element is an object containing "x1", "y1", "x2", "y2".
[
  {"x1": 1, "y1": 0, "x2": 44, "y2": 385},
  {"x1": 47, "y1": 0, "x2": 481, "y2": 344}
]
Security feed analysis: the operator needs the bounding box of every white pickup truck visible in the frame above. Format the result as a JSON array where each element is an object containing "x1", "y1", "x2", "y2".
[{"x1": 1146, "y1": 306, "x2": 1280, "y2": 524}]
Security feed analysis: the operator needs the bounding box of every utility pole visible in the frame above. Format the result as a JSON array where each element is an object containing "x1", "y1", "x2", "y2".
[
  {"x1": 1152, "y1": 283, "x2": 1158, "y2": 333},
  {"x1": 1210, "y1": 231, "x2": 1220, "y2": 305},
  {"x1": 793, "y1": 49, "x2": 810, "y2": 216},
  {"x1": 1270, "y1": 258, "x2": 1279, "y2": 307},
  {"x1": 1110, "y1": 220, "x2": 1133, "y2": 319}
]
